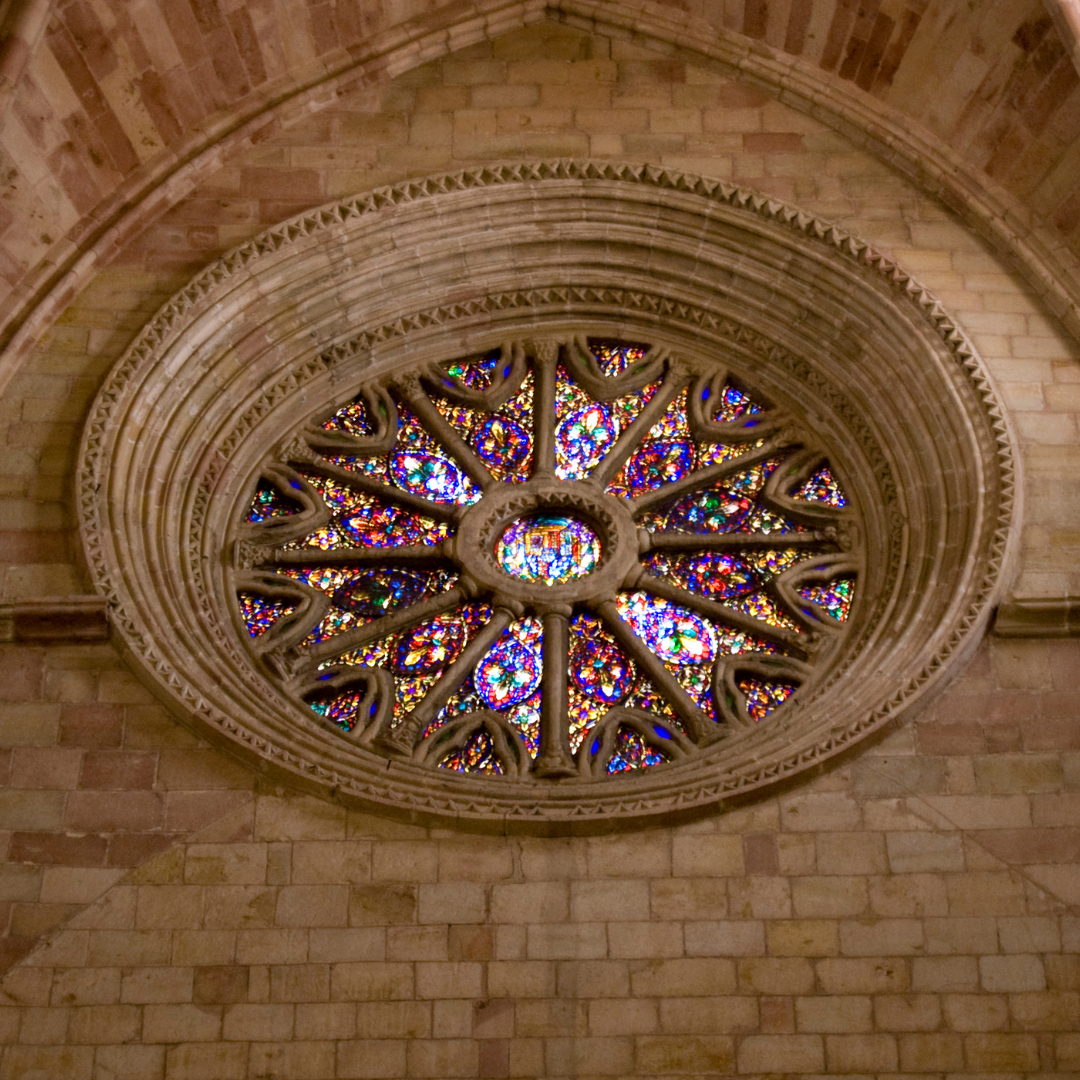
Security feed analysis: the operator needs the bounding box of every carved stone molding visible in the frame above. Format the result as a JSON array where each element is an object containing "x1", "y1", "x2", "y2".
[
  {"x1": 76, "y1": 163, "x2": 1016, "y2": 830},
  {"x1": 0, "y1": 596, "x2": 109, "y2": 644},
  {"x1": 994, "y1": 598, "x2": 1080, "y2": 638}
]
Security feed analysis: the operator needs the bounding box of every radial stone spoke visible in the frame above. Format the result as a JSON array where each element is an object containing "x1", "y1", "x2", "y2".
[
  {"x1": 272, "y1": 543, "x2": 455, "y2": 569},
  {"x1": 304, "y1": 457, "x2": 458, "y2": 522},
  {"x1": 594, "y1": 599, "x2": 714, "y2": 745},
  {"x1": 629, "y1": 437, "x2": 789, "y2": 515},
  {"x1": 589, "y1": 370, "x2": 690, "y2": 488},
  {"x1": 636, "y1": 572, "x2": 806, "y2": 657},
  {"x1": 304, "y1": 586, "x2": 468, "y2": 665},
  {"x1": 645, "y1": 530, "x2": 836, "y2": 552},
  {"x1": 380, "y1": 609, "x2": 514, "y2": 757},
  {"x1": 533, "y1": 611, "x2": 576, "y2": 778},
  {"x1": 532, "y1": 345, "x2": 557, "y2": 477},
  {"x1": 399, "y1": 384, "x2": 498, "y2": 491}
]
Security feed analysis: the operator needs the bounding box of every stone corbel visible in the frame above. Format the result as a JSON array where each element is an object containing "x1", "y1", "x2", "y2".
[
  {"x1": 0, "y1": 595, "x2": 109, "y2": 643},
  {"x1": 993, "y1": 597, "x2": 1080, "y2": 638}
]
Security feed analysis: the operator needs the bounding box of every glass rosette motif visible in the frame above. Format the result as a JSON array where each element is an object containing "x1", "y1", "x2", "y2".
[{"x1": 237, "y1": 338, "x2": 856, "y2": 778}]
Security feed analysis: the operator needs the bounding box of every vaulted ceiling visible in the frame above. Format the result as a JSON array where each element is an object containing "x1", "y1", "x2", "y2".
[{"x1": 0, "y1": 0, "x2": 1078, "y2": 386}]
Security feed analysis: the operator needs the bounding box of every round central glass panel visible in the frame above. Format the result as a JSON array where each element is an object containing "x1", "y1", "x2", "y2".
[{"x1": 495, "y1": 513, "x2": 601, "y2": 583}]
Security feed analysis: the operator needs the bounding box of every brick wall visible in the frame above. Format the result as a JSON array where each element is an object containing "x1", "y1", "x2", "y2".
[
  {"x1": 0, "y1": 17, "x2": 1078, "y2": 1079},
  {"x1": 0, "y1": 638, "x2": 1076, "y2": 1078}
]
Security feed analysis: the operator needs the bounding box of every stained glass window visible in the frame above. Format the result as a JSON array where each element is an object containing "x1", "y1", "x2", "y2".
[{"x1": 236, "y1": 337, "x2": 857, "y2": 780}]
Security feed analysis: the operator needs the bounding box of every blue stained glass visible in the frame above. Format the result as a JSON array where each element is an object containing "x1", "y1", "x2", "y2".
[
  {"x1": 570, "y1": 625, "x2": 636, "y2": 703},
  {"x1": 392, "y1": 615, "x2": 467, "y2": 675},
  {"x1": 644, "y1": 551, "x2": 761, "y2": 601},
  {"x1": 323, "y1": 394, "x2": 374, "y2": 437},
  {"x1": 615, "y1": 593, "x2": 718, "y2": 666},
  {"x1": 445, "y1": 350, "x2": 501, "y2": 389},
  {"x1": 800, "y1": 577, "x2": 854, "y2": 621},
  {"x1": 441, "y1": 728, "x2": 503, "y2": 773},
  {"x1": 504, "y1": 692, "x2": 541, "y2": 756},
  {"x1": 388, "y1": 448, "x2": 471, "y2": 503},
  {"x1": 622, "y1": 438, "x2": 695, "y2": 494},
  {"x1": 496, "y1": 513, "x2": 601, "y2": 583},
  {"x1": 429, "y1": 619, "x2": 542, "y2": 754},
  {"x1": 794, "y1": 465, "x2": 847, "y2": 507},
  {"x1": 239, "y1": 592, "x2": 295, "y2": 637},
  {"x1": 658, "y1": 486, "x2": 754, "y2": 533},
  {"x1": 738, "y1": 676, "x2": 797, "y2": 721},
  {"x1": 307, "y1": 687, "x2": 366, "y2": 731},
  {"x1": 433, "y1": 372, "x2": 534, "y2": 483},
  {"x1": 475, "y1": 636, "x2": 542, "y2": 709},
  {"x1": 606, "y1": 726, "x2": 668, "y2": 773},
  {"x1": 588, "y1": 338, "x2": 650, "y2": 377},
  {"x1": 332, "y1": 570, "x2": 434, "y2": 618},
  {"x1": 556, "y1": 403, "x2": 619, "y2": 479},
  {"x1": 472, "y1": 416, "x2": 531, "y2": 476},
  {"x1": 714, "y1": 384, "x2": 763, "y2": 423},
  {"x1": 247, "y1": 483, "x2": 302, "y2": 523},
  {"x1": 554, "y1": 364, "x2": 659, "y2": 481},
  {"x1": 336, "y1": 496, "x2": 451, "y2": 548},
  {"x1": 329, "y1": 405, "x2": 481, "y2": 506}
]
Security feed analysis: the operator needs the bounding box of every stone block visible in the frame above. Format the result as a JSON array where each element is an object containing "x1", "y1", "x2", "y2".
[
  {"x1": 254, "y1": 796, "x2": 346, "y2": 841},
  {"x1": 587, "y1": 997, "x2": 656, "y2": 1035},
  {"x1": 164, "y1": 1042, "x2": 247, "y2": 1080},
  {"x1": 331, "y1": 963, "x2": 413, "y2": 1002},
  {"x1": 998, "y1": 915, "x2": 1062, "y2": 952},
  {"x1": 684, "y1": 920, "x2": 765, "y2": 956},
  {"x1": 1009, "y1": 990, "x2": 1080, "y2": 1030},
  {"x1": 415, "y1": 961, "x2": 482, "y2": 999},
  {"x1": 767, "y1": 919, "x2": 839, "y2": 956},
  {"x1": 816, "y1": 958, "x2": 909, "y2": 994},
  {"x1": 349, "y1": 884, "x2": 417, "y2": 926},
  {"x1": 269, "y1": 964, "x2": 330, "y2": 1003},
  {"x1": 737, "y1": 1034, "x2": 824, "y2": 1073},
  {"x1": 886, "y1": 831, "x2": 965, "y2": 872},
  {"x1": 637, "y1": 1034, "x2": 735, "y2": 1073},
  {"x1": 979, "y1": 953, "x2": 1047, "y2": 992},
  {"x1": 308, "y1": 927, "x2": 385, "y2": 963},
  {"x1": 335, "y1": 1039, "x2": 407, "y2": 1079},
  {"x1": 839, "y1": 918, "x2": 923, "y2": 955},
  {"x1": 629, "y1": 957, "x2": 736, "y2": 997},
  {"x1": 608, "y1": 921, "x2": 683, "y2": 959},
  {"x1": 873, "y1": 993, "x2": 941, "y2": 1030},
  {"x1": 825, "y1": 1033, "x2": 899, "y2": 1072},
  {"x1": 795, "y1": 994, "x2": 872, "y2": 1032},
  {"x1": 587, "y1": 834, "x2": 669, "y2": 878},
  {"x1": 555, "y1": 960, "x2": 630, "y2": 998},
  {"x1": 120, "y1": 966, "x2": 194, "y2": 1004},
  {"x1": 143, "y1": 1002, "x2": 223, "y2": 1043},
  {"x1": 354, "y1": 1001, "x2": 430, "y2": 1039},
  {"x1": 221, "y1": 1001, "x2": 294, "y2": 1040},
  {"x1": 792, "y1": 877, "x2": 867, "y2": 917},
  {"x1": 526, "y1": 922, "x2": 606, "y2": 960},
  {"x1": 964, "y1": 1032, "x2": 1040, "y2": 1071},
  {"x1": 275, "y1": 885, "x2": 349, "y2": 928},
  {"x1": 487, "y1": 961, "x2": 555, "y2": 999},
  {"x1": 66, "y1": 1003, "x2": 141, "y2": 1043},
  {"x1": 247, "y1": 1041, "x2": 335, "y2": 1080},
  {"x1": 571, "y1": 879, "x2": 649, "y2": 922}
]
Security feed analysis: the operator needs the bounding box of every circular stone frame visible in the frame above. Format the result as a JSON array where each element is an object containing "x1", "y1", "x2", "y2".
[
  {"x1": 77, "y1": 161, "x2": 1017, "y2": 831},
  {"x1": 455, "y1": 482, "x2": 640, "y2": 608}
]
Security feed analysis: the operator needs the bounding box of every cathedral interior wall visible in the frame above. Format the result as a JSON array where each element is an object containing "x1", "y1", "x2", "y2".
[{"x1": 0, "y1": 19, "x2": 1077, "y2": 1080}]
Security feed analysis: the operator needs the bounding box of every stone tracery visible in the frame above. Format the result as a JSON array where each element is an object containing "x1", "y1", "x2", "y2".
[
  {"x1": 237, "y1": 336, "x2": 857, "y2": 780},
  {"x1": 77, "y1": 162, "x2": 1014, "y2": 828}
]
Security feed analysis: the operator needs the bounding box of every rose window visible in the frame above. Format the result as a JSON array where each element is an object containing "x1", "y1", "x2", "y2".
[{"x1": 236, "y1": 336, "x2": 857, "y2": 780}]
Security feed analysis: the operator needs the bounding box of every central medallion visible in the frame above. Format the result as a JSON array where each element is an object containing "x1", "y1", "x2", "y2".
[{"x1": 495, "y1": 512, "x2": 601, "y2": 583}]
